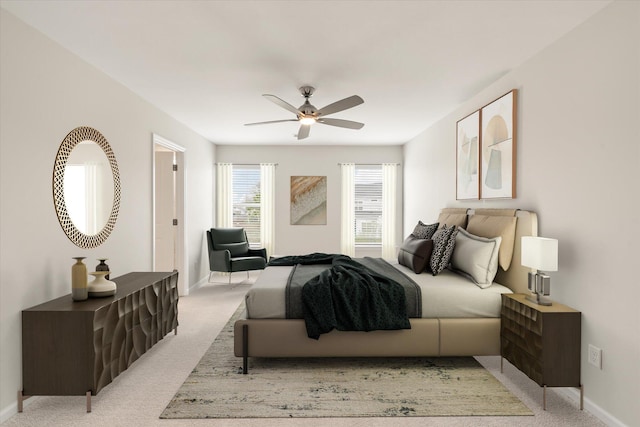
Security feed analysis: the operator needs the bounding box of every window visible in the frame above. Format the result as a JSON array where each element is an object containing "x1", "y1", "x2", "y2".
[
  {"x1": 354, "y1": 165, "x2": 382, "y2": 247},
  {"x1": 232, "y1": 165, "x2": 261, "y2": 246}
]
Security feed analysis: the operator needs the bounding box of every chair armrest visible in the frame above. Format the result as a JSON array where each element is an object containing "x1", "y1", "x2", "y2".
[
  {"x1": 211, "y1": 249, "x2": 231, "y2": 272},
  {"x1": 248, "y1": 247, "x2": 267, "y2": 262}
]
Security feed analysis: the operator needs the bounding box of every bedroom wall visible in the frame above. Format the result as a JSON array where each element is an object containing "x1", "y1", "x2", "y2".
[
  {"x1": 403, "y1": 2, "x2": 639, "y2": 426},
  {"x1": 215, "y1": 145, "x2": 403, "y2": 257},
  {"x1": 0, "y1": 10, "x2": 215, "y2": 420}
]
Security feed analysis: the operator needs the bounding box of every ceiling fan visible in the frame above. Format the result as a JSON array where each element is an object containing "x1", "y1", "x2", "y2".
[{"x1": 245, "y1": 86, "x2": 364, "y2": 140}]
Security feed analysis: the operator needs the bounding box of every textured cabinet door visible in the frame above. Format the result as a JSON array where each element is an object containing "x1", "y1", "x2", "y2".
[
  {"x1": 22, "y1": 271, "x2": 178, "y2": 399},
  {"x1": 501, "y1": 293, "x2": 581, "y2": 388}
]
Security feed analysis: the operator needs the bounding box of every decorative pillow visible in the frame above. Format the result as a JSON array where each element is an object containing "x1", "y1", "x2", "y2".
[
  {"x1": 466, "y1": 215, "x2": 517, "y2": 271},
  {"x1": 411, "y1": 221, "x2": 439, "y2": 240},
  {"x1": 430, "y1": 225, "x2": 458, "y2": 275},
  {"x1": 450, "y1": 228, "x2": 502, "y2": 288},
  {"x1": 397, "y1": 235, "x2": 434, "y2": 274}
]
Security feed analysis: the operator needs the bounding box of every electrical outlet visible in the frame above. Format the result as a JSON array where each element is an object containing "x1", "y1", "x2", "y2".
[{"x1": 588, "y1": 344, "x2": 602, "y2": 369}]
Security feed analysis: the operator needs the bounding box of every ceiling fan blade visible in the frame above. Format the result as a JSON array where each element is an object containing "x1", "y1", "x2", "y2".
[
  {"x1": 263, "y1": 94, "x2": 301, "y2": 115},
  {"x1": 317, "y1": 118, "x2": 365, "y2": 130},
  {"x1": 244, "y1": 119, "x2": 298, "y2": 126},
  {"x1": 297, "y1": 124, "x2": 311, "y2": 140},
  {"x1": 317, "y1": 95, "x2": 364, "y2": 117}
]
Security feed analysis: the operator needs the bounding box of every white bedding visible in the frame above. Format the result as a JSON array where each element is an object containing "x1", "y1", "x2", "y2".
[{"x1": 244, "y1": 260, "x2": 512, "y2": 319}]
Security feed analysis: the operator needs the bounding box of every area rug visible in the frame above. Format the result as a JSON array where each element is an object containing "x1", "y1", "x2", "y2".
[{"x1": 161, "y1": 304, "x2": 532, "y2": 419}]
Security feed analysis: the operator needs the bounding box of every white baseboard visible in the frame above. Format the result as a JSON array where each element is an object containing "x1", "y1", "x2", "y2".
[
  {"x1": 0, "y1": 403, "x2": 14, "y2": 424},
  {"x1": 189, "y1": 274, "x2": 211, "y2": 292},
  {"x1": 561, "y1": 388, "x2": 627, "y2": 427},
  {"x1": 189, "y1": 272, "x2": 247, "y2": 293},
  {"x1": 0, "y1": 395, "x2": 38, "y2": 424}
]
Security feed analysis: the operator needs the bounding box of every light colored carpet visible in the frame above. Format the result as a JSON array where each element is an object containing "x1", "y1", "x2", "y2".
[
  {"x1": 4, "y1": 272, "x2": 605, "y2": 426},
  {"x1": 161, "y1": 304, "x2": 531, "y2": 419}
]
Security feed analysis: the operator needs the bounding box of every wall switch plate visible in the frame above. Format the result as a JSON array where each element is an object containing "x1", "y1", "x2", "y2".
[{"x1": 588, "y1": 344, "x2": 602, "y2": 369}]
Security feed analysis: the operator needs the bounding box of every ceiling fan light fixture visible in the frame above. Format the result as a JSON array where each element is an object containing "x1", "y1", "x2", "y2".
[
  {"x1": 299, "y1": 116, "x2": 316, "y2": 125},
  {"x1": 245, "y1": 88, "x2": 364, "y2": 140}
]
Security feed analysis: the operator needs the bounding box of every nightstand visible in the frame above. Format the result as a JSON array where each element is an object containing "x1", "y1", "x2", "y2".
[{"x1": 500, "y1": 293, "x2": 582, "y2": 410}]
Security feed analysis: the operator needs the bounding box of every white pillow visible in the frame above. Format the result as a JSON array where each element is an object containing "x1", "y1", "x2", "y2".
[{"x1": 450, "y1": 228, "x2": 501, "y2": 288}]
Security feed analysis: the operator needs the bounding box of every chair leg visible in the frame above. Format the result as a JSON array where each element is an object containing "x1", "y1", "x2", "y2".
[
  {"x1": 246, "y1": 271, "x2": 250, "y2": 279},
  {"x1": 229, "y1": 272, "x2": 232, "y2": 284},
  {"x1": 208, "y1": 271, "x2": 214, "y2": 282}
]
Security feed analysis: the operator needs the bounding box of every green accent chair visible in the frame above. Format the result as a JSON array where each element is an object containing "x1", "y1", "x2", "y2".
[{"x1": 206, "y1": 228, "x2": 267, "y2": 283}]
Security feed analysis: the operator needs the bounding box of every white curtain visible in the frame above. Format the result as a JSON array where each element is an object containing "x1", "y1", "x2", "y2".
[
  {"x1": 382, "y1": 163, "x2": 398, "y2": 260},
  {"x1": 216, "y1": 163, "x2": 233, "y2": 227},
  {"x1": 260, "y1": 163, "x2": 276, "y2": 258},
  {"x1": 340, "y1": 163, "x2": 355, "y2": 256}
]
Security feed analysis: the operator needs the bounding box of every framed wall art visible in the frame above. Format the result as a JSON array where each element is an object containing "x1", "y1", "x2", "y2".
[
  {"x1": 480, "y1": 89, "x2": 517, "y2": 199},
  {"x1": 456, "y1": 110, "x2": 480, "y2": 200},
  {"x1": 290, "y1": 176, "x2": 327, "y2": 225}
]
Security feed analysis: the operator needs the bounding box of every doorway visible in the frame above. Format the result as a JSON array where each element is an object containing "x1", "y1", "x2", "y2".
[{"x1": 153, "y1": 134, "x2": 188, "y2": 295}]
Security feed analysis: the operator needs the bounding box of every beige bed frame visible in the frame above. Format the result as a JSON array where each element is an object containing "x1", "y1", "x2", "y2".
[{"x1": 234, "y1": 209, "x2": 537, "y2": 373}]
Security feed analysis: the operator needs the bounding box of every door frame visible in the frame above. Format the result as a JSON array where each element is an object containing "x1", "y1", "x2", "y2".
[{"x1": 152, "y1": 133, "x2": 188, "y2": 296}]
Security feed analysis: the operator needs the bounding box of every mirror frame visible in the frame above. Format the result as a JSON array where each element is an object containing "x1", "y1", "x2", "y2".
[{"x1": 53, "y1": 126, "x2": 121, "y2": 248}]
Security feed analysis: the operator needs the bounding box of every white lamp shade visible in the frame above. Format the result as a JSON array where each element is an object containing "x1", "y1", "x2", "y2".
[{"x1": 521, "y1": 236, "x2": 558, "y2": 271}]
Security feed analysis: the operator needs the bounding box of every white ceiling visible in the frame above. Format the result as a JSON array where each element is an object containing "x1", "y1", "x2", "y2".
[{"x1": 1, "y1": 0, "x2": 610, "y2": 145}]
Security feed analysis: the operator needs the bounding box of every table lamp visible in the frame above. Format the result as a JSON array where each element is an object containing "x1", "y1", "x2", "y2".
[{"x1": 521, "y1": 236, "x2": 558, "y2": 306}]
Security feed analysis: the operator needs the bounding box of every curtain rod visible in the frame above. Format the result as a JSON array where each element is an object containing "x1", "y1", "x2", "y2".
[
  {"x1": 337, "y1": 163, "x2": 401, "y2": 166},
  {"x1": 216, "y1": 163, "x2": 278, "y2": 166}
]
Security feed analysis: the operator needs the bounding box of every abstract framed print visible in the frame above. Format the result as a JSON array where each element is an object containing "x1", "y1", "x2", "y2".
[
  {"x1": 456, "y1": 110, "x2": 480, "y2": 200},
  {"x1": 290, "y1": 176, "x2": 327, "y2": 225},
  {"x1": 480, "y1": 89, "x2": 517, "y2": 199}
]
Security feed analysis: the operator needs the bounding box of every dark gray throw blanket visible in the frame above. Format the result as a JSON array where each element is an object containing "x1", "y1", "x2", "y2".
[{"x1": 268, "y1": 253, "x2": 421, "y2": 339}]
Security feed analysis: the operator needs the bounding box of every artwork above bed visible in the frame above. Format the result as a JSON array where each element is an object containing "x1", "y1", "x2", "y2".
[
  {"x1": 481, "y1": 90, "x2": 517, "y2": 199},
  {"x1": 456, "y1": 111, "x2": 480, "y2": 200},
  {"x1": 456, "y1": 89, "x2": 518, "y2": 200}
]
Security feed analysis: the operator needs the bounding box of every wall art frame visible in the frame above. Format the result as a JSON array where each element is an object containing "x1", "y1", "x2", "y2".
[
  {"x1": 456, "y1": 110, "x2": 480, "y2": 200},
  {"x1": 480, "y1": 89, "x2": 517, "y2": 199},
  {"x1": 290, "y1": 176, "x2": 327, "y2": 225}
]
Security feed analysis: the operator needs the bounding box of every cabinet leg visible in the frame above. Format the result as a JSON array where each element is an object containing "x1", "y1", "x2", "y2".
[
  {"x1": 580, "y1": 384, "x2": 584, "y2": 410},
  {"x1": 86, "y1": 391, "x2": 91, "y2": 413},
  {"x1": 17, "y1": 390, "x2": 29, "y2": 413},
  {"x1": 500, "y1": 356, "x2": 503, "y2": 373},
  {"x1": 543, "y1": 385, "x2": 547, "y2": 411}
]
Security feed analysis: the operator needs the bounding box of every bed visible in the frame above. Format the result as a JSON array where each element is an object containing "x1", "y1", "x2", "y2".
[{"x1": 234, "y1": 208, "x2": 537, "y2": 373}]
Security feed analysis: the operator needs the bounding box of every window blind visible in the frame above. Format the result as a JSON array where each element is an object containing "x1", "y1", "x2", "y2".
[
  {"x1": 232, "y1": 165, "x2": 261, "y2": 246},
  {"x1": 354, "y1": 165, "x2": 382, "y2": 246}
]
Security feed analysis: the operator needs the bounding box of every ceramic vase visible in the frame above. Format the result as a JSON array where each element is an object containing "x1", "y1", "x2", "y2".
[
  {"x1": 96, "y1": 258, "x2": 110, "y2": 280},
  {"x1": 71, "y1": 257, "x2": 88, "y2": 301},
  {"x1": 87, "y1": 271, "x2": 117, "y2": 297}
]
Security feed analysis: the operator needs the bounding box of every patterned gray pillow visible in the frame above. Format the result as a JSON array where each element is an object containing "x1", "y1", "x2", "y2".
[
  {"x1": 430, "y1": 225, "x2": 458, "y2": 275},
  {"x1": 412, "y1": 221, "x2": 439, "y2": 240}
]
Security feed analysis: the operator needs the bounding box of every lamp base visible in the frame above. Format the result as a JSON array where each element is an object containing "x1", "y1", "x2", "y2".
[{"x1": 526, "y1": 293, "x2": 552, "y2": 306}]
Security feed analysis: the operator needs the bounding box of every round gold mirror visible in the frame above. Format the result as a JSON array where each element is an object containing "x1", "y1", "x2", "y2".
[{"x1": 53, "y1": 127, "x2": 121, "y2": 248}]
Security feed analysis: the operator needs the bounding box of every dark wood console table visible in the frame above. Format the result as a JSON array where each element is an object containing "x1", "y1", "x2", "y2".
[{"x1": 19, "y1": 271, "x2": 179, "y2": 412}]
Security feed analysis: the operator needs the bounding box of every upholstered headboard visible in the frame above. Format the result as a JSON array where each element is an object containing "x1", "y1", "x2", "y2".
[{"x1": 443, "y1": 208, "x2": 538, "y2": 294}]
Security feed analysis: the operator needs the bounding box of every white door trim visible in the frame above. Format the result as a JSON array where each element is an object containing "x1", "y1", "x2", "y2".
[{"x1": 152, "y1": 133, "x2": 188, "y2": 296}]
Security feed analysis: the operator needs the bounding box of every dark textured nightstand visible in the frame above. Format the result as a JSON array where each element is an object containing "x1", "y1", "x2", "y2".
[{"x1": 500, "y1": 293, "x2": 582, "y2": 410}]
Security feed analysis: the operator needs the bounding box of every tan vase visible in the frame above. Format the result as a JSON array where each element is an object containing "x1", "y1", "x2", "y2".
[{"x1": 71, "y1": 257, "x2": 88, "y2": 301}]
